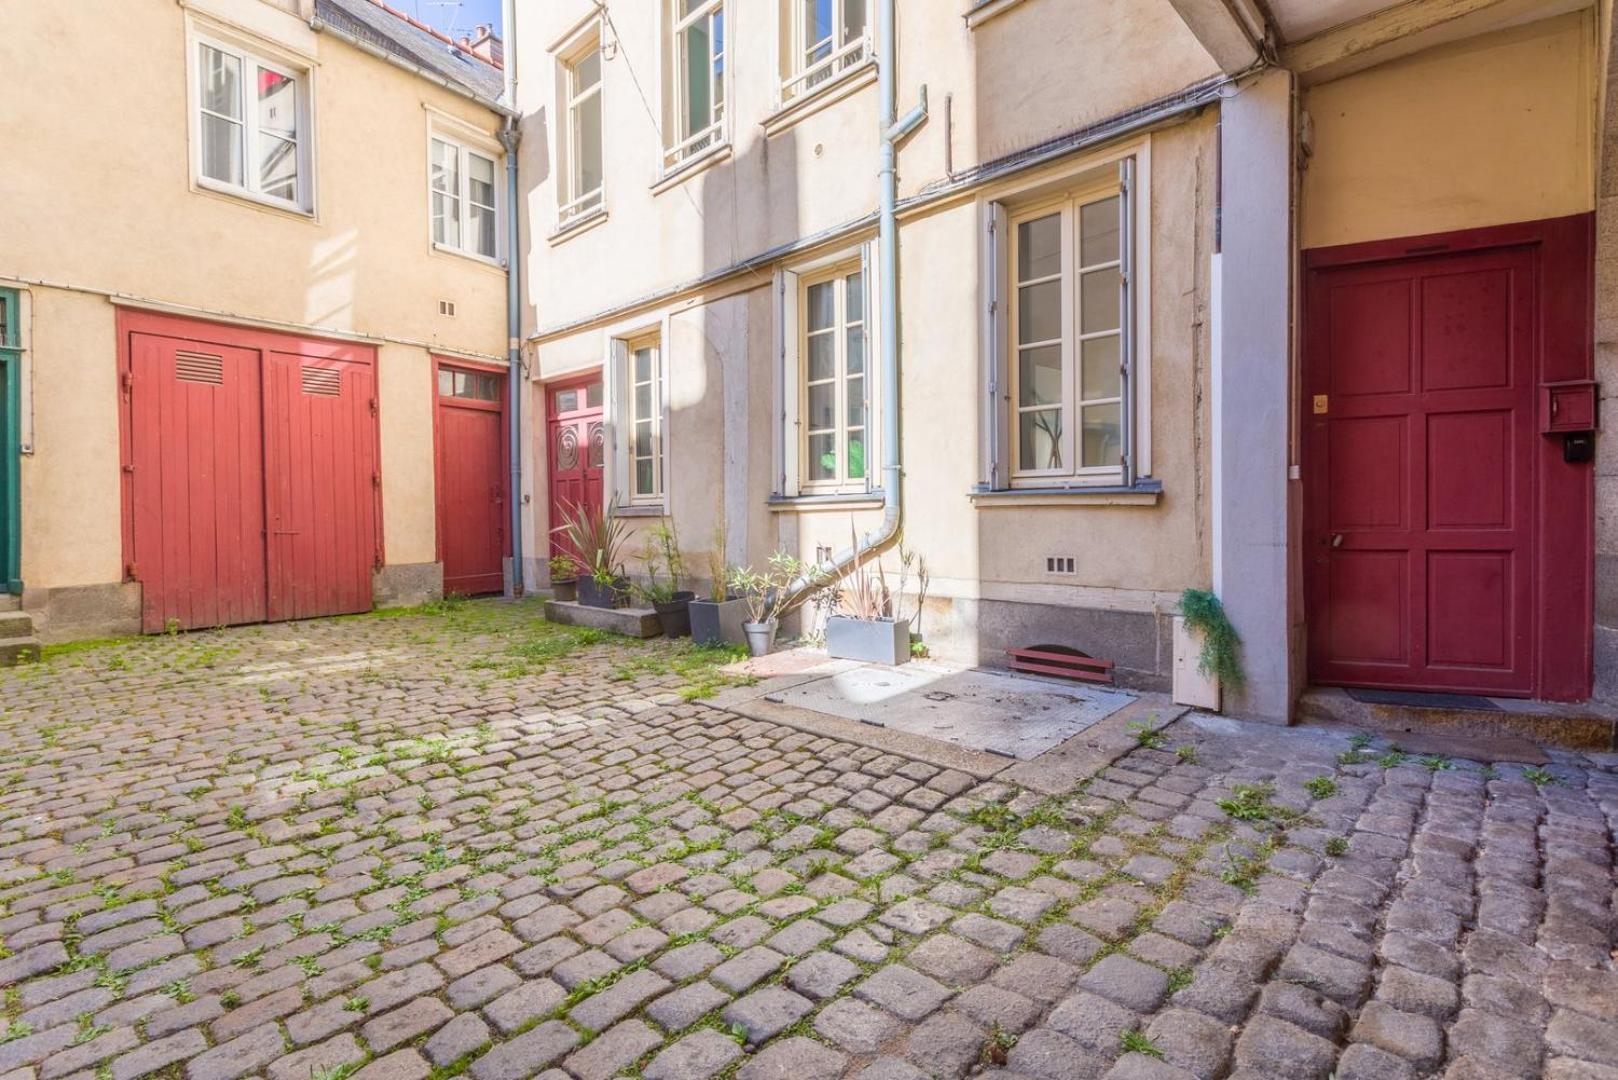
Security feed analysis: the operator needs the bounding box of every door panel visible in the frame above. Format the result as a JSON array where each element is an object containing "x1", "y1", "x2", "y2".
[
  {"x1": 263, "y1": 351, "x2": 378, "y2": 622},
  {"x1": 436, "y1": 366, "x2": 506, "y2": 596},
  {"x1": 129, "y1": 332, "x2": 267, "y2": 633},
  {"x1": 547, "y1": 378, "x2": 604, "y2": 564},
  {"x1": 1305, "y1": 246, "x2": 1535, "y2": 695}
]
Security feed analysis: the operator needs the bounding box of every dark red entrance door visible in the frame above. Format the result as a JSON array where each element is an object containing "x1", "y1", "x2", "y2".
[
  {"x1": 435, "y1": 363, "x2": 508, "y2": 596},
  {"x1": 1305, "y1": 245, "x2": 1536, "y2": 695},
  {"x1": 546, "y1": 375, "x2": 604, "y2": 562}
]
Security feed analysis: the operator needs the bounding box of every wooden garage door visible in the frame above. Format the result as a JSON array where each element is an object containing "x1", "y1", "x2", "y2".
[{"x1": 122, "y1": 313, "x2": 380, "y2": 633}]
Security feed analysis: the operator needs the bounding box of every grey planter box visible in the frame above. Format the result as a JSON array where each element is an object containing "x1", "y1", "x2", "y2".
[
  {"x1": 826, "y1": 616, "x2": 912, "y2": 665},
  {"x1": 690, "y1": 598, "x2": 749, "y2": 647}
]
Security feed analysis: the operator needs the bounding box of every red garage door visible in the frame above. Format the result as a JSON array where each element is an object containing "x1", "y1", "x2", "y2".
[{"x1": 121, "y1": 312, "x2": 381, "y2": 633}]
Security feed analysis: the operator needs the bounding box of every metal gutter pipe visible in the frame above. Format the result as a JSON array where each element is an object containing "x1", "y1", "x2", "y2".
[
  {"x1": 786, "y1": 0, "x2": 924, "y2": 600},
  {"x1": 500, "y1": 0, "x2": 524, "y2": 596}
]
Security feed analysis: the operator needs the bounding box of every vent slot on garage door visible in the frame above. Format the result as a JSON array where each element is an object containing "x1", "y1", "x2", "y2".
[
  {"x1": 301, "y1": 366, "x2": 341, "y2": 396},
  {"x1": 175, "y1": 350, "x2": 223, "y2": 385}
]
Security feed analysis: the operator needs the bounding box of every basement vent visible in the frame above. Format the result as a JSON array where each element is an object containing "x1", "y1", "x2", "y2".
[
  {"x1": 174, "y1": 351, "x2": 223, "y2": 385},
  {"x1": 1045, "y1": 555, "x2": 1076, "y2": 575},
  {"x1": 301, "y1": 366, "x2": 341, "y2": 396},
  {"x1": 438, "y1": 300, "x2": 457, "y2": 317}
]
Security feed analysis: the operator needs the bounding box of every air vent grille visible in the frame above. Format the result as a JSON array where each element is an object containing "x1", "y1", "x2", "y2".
[
  {"x1": 438, "y1": 300, "x2": 457, "y2": 317},
  {"x1": 174, "y1": 351, "x2": 223, "y2": 385},
  {"x1": 301, "y1": 366, "x2": 341, "y2": 396},
  {"x1": 1045, "y1": 556, "x2": 1076, "y2": 575}
]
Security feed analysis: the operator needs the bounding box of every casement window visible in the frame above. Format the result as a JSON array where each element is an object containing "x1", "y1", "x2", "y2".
[
  {"x1": 782, "y1": 0, "x2": 870, "y2": 101},
  {"x1": 776, "y1": 246, "x2": 877, "y2": 498},
  {"x1": 985, "y1": 160, "x2": 1143, "y2": 489},
  {"x1": 559, "y1": 38, "x2": 604, "y2": 225},
  {"x1": 430, "y1": 135, "x2": 499, "y2": 261},
  {"x1": 609, "y1": 336, "x2": 665, "y2": 505},
  {"x1": 667, "y1": 0, "x2": 726, "y2": 169},
  {"x1": 194, "y1": 38, "x2": 309, "y2": 211}
]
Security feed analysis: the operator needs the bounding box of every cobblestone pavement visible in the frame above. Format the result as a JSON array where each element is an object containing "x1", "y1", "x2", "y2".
[{"x1": 2, "y1": 601, "x2": 1616, "y2": 1080}]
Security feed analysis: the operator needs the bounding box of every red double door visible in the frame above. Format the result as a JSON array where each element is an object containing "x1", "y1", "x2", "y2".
[
  {"x1": 545, "y1": 376, "x2": 604, "y2": 563},
  {"x1": 1304, "y1": 218, "x2": 1593, "y2": 699},
  {"x1": 122, "y1": 313, "x2": 380, "y2": 634},
  {"x1": 435, "y1": 363, "x2": 508, "y2": 596}
]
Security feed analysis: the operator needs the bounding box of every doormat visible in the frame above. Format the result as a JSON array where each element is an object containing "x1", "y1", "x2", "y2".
[
  {"x1": 1347, "y1": 688, "x2": 1501, "y2": 711},
  {"x1": 767, "y1": 665, "x2": 1135, "y2": 760}
]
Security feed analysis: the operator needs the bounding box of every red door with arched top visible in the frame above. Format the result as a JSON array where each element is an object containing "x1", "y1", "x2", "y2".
[{"x1": 546, "y1": 374, "x2": 604, "y2": 565}]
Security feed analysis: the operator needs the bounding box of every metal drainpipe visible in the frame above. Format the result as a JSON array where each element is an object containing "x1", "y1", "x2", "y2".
[
  {"x1": 786, "y1": 0, "x2": 925, "y2": 599},
  {"x1": 500, "y1": 0, "x2": 524, "y2": 596}
]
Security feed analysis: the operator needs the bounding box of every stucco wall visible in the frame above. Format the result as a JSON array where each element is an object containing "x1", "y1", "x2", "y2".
[
  {"x1": 0, "y1": 0, "x2": 509, "y2": 614},
  {"x1": 1301, "y1": 13, "x2": 1597, "y2": 249}
]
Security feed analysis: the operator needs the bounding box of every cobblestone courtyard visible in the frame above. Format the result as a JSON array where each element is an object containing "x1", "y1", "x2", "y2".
[{"x1": 2, "y1": 601, "x2": 1616, "y2": 1080}]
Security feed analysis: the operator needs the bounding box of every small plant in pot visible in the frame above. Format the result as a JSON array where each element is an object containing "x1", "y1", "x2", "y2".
[
  {"x1": 726, "y1": 552, "x2": 825, "y2": 658},
  {"x1": 553, "y1": 500, "x2": 630, "y2": 609},
  {"x1": 823, "y1": 522, "x2": 922, "y2": 666},
  {"x1": 548, "y1": 553, "x2": 579, "y2": 602},
  {"x1": 632, "y1": 523, "x2": 695, "y2": 637},
  {"x1": 689, "y1": 523, "x2": 748, "y2": 647}
]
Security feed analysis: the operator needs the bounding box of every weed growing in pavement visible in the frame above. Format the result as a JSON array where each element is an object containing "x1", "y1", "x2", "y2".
[{"x1": 1303, "y1": 776, "x2": 1337, "y2": 800}]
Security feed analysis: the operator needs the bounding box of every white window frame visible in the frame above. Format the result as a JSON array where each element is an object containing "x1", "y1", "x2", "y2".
[
  {"x1": 428, "y1": 127, "x2": 503, "y2": 265},
  {"x1": 666, "y1": 0, "x2": 727, "y2": 171},
  {"x1": 781, "y1": 0, "x2": 871, "y2": 103},
  {"x1": 981, "y1": 145, "x2": 1151, "y2": 491},
  {"x1": 188, "y1": 30, "x2": 313, "y2": 214},
  {"x1": 775, "y1": 243, "x2": 880, "y2": 498},
  {"x1": 559, "y1": 32, "x2": 604, "y2": 227},
  {"x1": 797, "y1": 262, "x2": 870, "y2": 493},
  {"x1": 604, "y1": 319, "x2": 671, "y2": 512}
]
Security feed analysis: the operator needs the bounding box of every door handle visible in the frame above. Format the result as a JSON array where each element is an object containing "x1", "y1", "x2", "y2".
[{"x1": 1331, "y1": 533, "x2": 1344, "y2": 548}]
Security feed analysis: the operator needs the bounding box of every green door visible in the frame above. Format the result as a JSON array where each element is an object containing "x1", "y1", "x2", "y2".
[{"x1": 0, "y1": 289, "x2": 20, "y2": 593}]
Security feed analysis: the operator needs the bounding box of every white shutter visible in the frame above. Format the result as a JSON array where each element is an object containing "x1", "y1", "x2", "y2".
[
  {"x1": 982, "y1": 202, "x2": 1010, "y2": 490},
  {"x1": 859, "y1": 241, "x2": 876, "y2": 494},
  {"x1": 779, "y1": 269, "x2": 802, "y2": 497},
  {"x1": 1119, "y1": 157, "x2": 1136, "y2": 486},
  {"x1": 606, "y1": 337, "x2": 629, "y2": 510}
]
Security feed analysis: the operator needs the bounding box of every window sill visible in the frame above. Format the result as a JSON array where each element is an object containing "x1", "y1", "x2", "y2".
[
  {"x1": 969, "y1": 480, "x2": 1162, "y2": 507},
  {"x1": 548, "y1": 205, "x2": 608, "y2": 245},
  {"x1": 617, "y1": 503, "x2": 668, "y2": 518},
  {"x1": 194, "y1": 177, "x2": 314, "y2": 220},
  {"x1": 652, "y1": 140, "x2": 733, "y2": 195},
  {"x1": 768, "y1": 491, "x2": 885, "y2": 512},
  {"x1": 432, "y1": 242, "x2": 505, "y2": 271},
  {"x1": 965, "y1": 0, "x2": 1032, "y2": 28},
  {"x1": 762, "y1": 60, "x2": 877, "y2": 138}
]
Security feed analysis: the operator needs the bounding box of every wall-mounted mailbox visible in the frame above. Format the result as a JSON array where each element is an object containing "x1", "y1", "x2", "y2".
[{"x1": 1540, "y1": 380, "x2": 1599, "y2": 434}]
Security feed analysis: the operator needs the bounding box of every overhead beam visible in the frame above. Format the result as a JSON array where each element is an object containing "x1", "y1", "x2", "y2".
[{"x1": 1166, "y1": 0, "x2": 1270, "y2": 74}]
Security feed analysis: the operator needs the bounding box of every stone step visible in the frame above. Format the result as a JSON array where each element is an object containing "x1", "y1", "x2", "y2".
[
  {"x1": 0, "y1": 592, "x2": 19, "y2": 613},
  {"x1": 543, "y1": 600, "x2": 663, "y2": 639},
  {"x1": 0, "y1": 636, "x2": 40, "y2": 667},
  {"x1": 1298, "y1": 687, "x2": 1617, "y2": 753},
  {"x1": 0, "y1": 610, "x2": 34, "y2": 639}
]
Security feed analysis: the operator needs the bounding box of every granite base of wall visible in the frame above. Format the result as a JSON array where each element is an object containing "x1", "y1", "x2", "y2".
[
  {"x1": 23, "y1": 582, "x2": 142, "y2": 643},
  {"x1": 373, "y1": 562, "x2": 443, "y2": 609}
]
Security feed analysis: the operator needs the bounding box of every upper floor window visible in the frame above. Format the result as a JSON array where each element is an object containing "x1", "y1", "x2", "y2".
[
  {"x1": 560, "y1": 39, "x2": 604, "y2": 225},
  {"x1": 667, "y1": 0, "x2": 725, "y2": 169},
  {"x1": 431, "y1": 135, "x2": 499, "y2": 261},
  {"x1": 782, "y1": 0, "x2": 869, "y2": 102},
  {"x1": 195, "y1": 38, "x2": 309, "y2": 211}
]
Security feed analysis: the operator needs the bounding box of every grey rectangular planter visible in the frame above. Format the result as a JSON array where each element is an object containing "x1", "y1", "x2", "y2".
[
  {"x1": 825, "y1": 616, "x2": 912, "y2": 665},
  {"x1": 690, "y1": 598, "x2": 748, "y2": 647}
]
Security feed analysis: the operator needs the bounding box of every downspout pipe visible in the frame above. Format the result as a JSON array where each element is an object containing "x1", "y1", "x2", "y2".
[
  {"x1": 786, "y1": 0, "x2": 924, "y2": 599},
  {"x1": 500, "y1": 0, "x2": 524, "y2": 596}
]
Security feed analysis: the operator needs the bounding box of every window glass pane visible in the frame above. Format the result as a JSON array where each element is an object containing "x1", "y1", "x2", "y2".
[
  {"x1": 805, "y1": 0, "x2": 832, "y2": 61},
  {"x1": 845, "y1": 326, "x2": 864, "y2": 376},
  {"x1": 1019, "y1": 410, "x2": 1063, "y2": 471},
  {"x1": 1018, "y1": 344, "x2": 1062, "y2": 407},
  {"x1": 682, "y1": 20, "x2": 712, "y2": 134},
  {"x1": 806, "y1": 334, "x2": 835, "y2": 382},
  {"x1": 712, "y1": 11, "x2": 724, "y2": 107},
  {"x1": 846, "y1": 430, "x2": 865, "y2": 480},
  {"x1": 257, "y1": 67, "x2": 297, "y2": 140},
  {"x1": 634, "y1": 421, "x2": 652, "y2": 457},
  {"x1": 200, "y1": 46, "x2": 241, "y2": 118},
  {"x1": 806, "y1": 281, "x2": 835, "y2": 331},
  {"x1": 1082, "y1": 402, "x2": 1121, "y2": 468},
  {"x1": 1016, "y1": 214, "x2": 1061, "y2": 281},
  {"x1": 1081, "y1": 336, "x2": 1120, "y2": 401},
  {"x1": 586, "y1": 382, "x2": 604, "y2": 407},
  {"x1": 842, "y1": 0, "x2": 867, "y2": 43},
  {"x1": 808, "y1": 433, "x2": 836, "y2": 480},
  {"x1": 846, "y1": 374, "x2": 865, "y2": 427},
  {"x1": 259, "y1": 135, "x2": 297, "y2": 201},
  {"x1": 200, "y1": 113, "x2": 244, "y2": 186},
  {"x1": 635, "y1": 459, "x2": 655, "y2": 495},
  {"x1": 576, "y1": 48, "x2": 600, "y2": 90},
  {"x1": 1017, "y1": 281, "x2": 1061, "y2": 344},
  {"x1": 470, "y1": 203, "x2": 496, "y2": 257},
  {"x1": 438, "y1": 370, "x2": 455, "y2": 397},
  {"x1": 1080, "y1": 196, "x2": 1121, "y2": 266},
  {"x1": 634, "y1": 347, "x2": 653, "y2": 382},
  {"x1": 845, "y1": 272, "x2": 864, "y2": 322},
  {"x1": 430, "y1": 140, "x2": 459, "y2": 192},
  {"x1": 634, "y1": 383, "x2": 653, "y2": 422},
  {"x1": 432, "y1": 191, "x2": 460, "y2": 247},
  {"x1": 680, "y1": 0, "x2": 706, "y2": 15},
  {"x1": 577, "y1": 92, "x2": 602, "y2": 194},
  {"x1": 1080, "y1": 267, "x2": 1121, "y2": 333},
  {"x1": 807, "y1": 382, "x2": 835, "y2": 430},
  {"x1": 468, "y1": 154, "x2": 496, "y2": 206},
  {"x1": 555, "y1": 389, "x2": 579, "y2": 412}
]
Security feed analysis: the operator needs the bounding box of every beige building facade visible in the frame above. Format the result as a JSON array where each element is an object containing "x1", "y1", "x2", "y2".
[
  {"x1": 514, "y1": 0, "x2": 1616, "y2": 724},
  {"x1": 0, "y1": 0, "x2": 513, "y2": 639}
]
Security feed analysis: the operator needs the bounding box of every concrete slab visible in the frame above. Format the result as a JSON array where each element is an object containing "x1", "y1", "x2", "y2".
[
  {"x1": 543, "y1": 601, "x2": 662, "y2": 638},
  {"x1": 760, "y1": 662, "x2": 1136, "y2": 760}
]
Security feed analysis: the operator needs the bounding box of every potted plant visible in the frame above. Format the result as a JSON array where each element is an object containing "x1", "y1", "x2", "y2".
[
  {"x1": 690, "y1": 523, "x2": 748, "y2": 647},
  {"x1": 552, "y1": 501, "x2": 629, "y2": 609},
  {"x1": 727, "y1": 551, "x2": 826, "y2": 657},
  {"x1": 632, "y1": 523, "x2": 695, "y2": 637},
  {"x1": 548, "y1": 553, "x2": 579, "y2": 603},
  {"x1": 824, "y1": 522, "x2": 912, "y2": 666}
]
